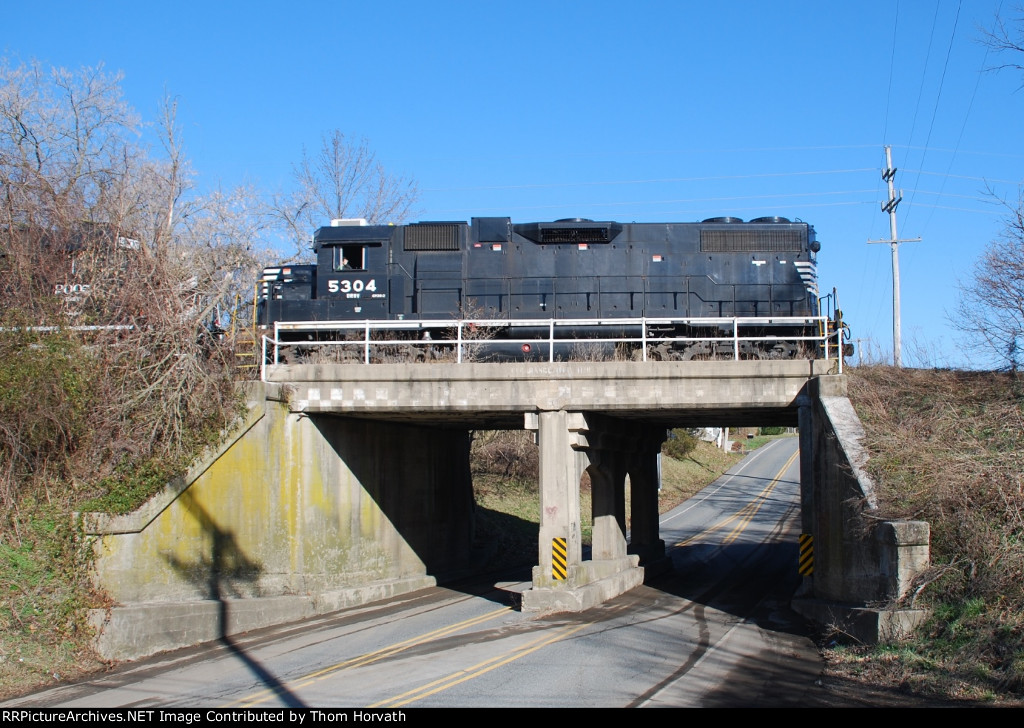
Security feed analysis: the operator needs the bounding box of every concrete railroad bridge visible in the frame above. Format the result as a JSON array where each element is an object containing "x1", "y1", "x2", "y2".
[{"x1": 84, "y1": 360, "x2": 930, "y2": 661}]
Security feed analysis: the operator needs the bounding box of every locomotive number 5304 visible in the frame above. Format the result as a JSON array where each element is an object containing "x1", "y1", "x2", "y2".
[{"x1": 327, "y1": 278, "x2": 377, "y2": 294}]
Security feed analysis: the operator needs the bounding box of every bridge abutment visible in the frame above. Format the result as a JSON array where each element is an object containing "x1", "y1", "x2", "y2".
[
  {"x1": 792, "y1": 376, "x2": 932, "y2": 641},
  {"x1": 83, "y1": 388, "x2": 476, "y2": 660}
]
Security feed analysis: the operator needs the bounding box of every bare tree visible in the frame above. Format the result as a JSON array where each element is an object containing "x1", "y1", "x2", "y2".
[
  {"x1": 274, "y1": 130, "x2": 419, "y2": 260},
  {"x1": 0, "y1": 59, "x2": 268, "y2": 509},
  {"x1": 953, "y1": 11, "x2": 1024, "y2": 370},
  {"x1": 953, "y1": 193, "x2": 1024, "y2": 371},
  {"x1": 0, "y1": 59, "x2": 142, "y2": 318},
  {"x1": 981, "y1": 6, "x2": 1024, "y2": 85}
]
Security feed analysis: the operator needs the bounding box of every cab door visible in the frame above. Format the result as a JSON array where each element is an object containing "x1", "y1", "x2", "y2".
[{"x1": 318, "y1": 242, "x2": 388, "y2": 318}]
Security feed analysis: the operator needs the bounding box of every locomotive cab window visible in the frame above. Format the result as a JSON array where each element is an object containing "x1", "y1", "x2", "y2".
[{"x1": 334, "y1": 246, "x2": 365, "y2": 271}]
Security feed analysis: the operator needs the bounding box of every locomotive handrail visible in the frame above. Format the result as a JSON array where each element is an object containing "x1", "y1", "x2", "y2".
[
  {"x1": 269, "y1": 315, "x2": 824, "y2": 331},
  {"x1": 261, "y1": 315, "x2": 844, "y2": 380}
]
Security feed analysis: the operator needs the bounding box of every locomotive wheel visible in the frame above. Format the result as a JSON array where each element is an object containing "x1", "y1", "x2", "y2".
[
  {"x1": 679, "y1": 341, "x2": 713, "y2": 361},
  {"x1": 767, "y1": 343, "x2": 798, "y2": 359},
  {"x1": 647, "y1": 343, "x2": 676, "y2": 361}
]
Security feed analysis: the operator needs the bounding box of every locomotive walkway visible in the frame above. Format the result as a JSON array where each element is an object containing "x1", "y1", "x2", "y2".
[{"x1": 83, "y1": 358, "x2": 930, "y2": 659}]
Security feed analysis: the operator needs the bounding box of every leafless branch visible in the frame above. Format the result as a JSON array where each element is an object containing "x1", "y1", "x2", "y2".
[{"x1": 271, "y1": 129, "x2": 419, "y2": 261}]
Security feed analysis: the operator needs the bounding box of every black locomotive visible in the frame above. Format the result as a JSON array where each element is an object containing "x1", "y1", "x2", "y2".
[{"x1": 257, "y1": 216, "x2": 831, "y2": 362}]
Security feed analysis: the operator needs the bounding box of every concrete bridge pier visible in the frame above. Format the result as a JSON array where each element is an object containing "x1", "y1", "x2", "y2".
[
  {"x1": 625, "y1": 428, "x2": 668, "y2": 569},
  {"x1": 521, "y1": 411, "x2": 663, "y2": 612}
]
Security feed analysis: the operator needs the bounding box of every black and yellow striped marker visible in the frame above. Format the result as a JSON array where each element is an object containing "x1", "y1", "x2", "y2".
[
  {"x1": 799, "y1": 533, "x2": 814, "y2": 575},
  {"x1": 552, "y1": 537, "x2": 567, "y2": 580}
]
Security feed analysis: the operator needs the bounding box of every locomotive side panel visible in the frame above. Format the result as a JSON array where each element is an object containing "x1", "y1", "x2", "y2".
[{"x1": 256, "y1": 215, "x2": 825, "y2": 360}]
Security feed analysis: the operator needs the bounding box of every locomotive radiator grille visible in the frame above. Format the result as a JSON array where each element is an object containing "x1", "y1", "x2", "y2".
[
  {"x1": 540, "y1": 226, "x2": 613, "y2": 244},
  {"x1": 404, "y1": 224, "x2": 462, "y2": 251},
  {"x1": 700, "y1": 229, "x2": 805, "y2": 252}
]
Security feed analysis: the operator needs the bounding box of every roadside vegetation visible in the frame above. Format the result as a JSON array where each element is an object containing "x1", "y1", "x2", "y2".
[
  {"x1": 822, "y1": 366, "x2": 1024, "y2": 705},
  {"x1": 0, "y1": 59, "x2": 418, "y2": 702},
  {"x1": 0, "y1": 62, "x2": 257, "y2": 700}
]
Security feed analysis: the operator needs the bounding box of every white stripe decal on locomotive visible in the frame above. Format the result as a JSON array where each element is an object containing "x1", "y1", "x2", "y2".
[{"x1": 793, "y1": 261, "x2": 818, "y2": 293}]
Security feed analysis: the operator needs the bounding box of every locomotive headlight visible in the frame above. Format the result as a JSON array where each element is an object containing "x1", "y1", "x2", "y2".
[
  {"x1": 809, "y1": 241, "x2": 821, "y2": 253},
  {"x1": 521, "y1": 344, "x2": 532, "y2": 353}
]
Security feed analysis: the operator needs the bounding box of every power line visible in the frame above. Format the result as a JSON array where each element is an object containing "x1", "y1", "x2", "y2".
[
  {"x1": 430, "y1": 200, "x2": 879, "y2": 216},
  {"x1": 902, "y1": 0, "x2": 943, "y2": 174},
  {"x1": 901, "y1": 169, "x2": 1023, "y2": 185},
  {"x1": 906, "y1": 0, "x2": 963, "y2": 229},
  {"x1": 425, "y1": 168, "x2": 877, "y2": 192},
  {"x1": 416, "y1": 144, "x2": 885, "y2": 165},
  {"x1": 925, "y1": 1, "x2": 1003, "y2": 234},
  {"x1": 891, "y1": 145, "x2": 1024, "y2": 159},
  {"x1": 883, "y1": 0, "x2": 901, "y2": 143}
]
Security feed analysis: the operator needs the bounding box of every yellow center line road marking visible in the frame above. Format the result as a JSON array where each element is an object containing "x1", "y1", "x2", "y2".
[
  {"x1": 722, "y1": 448, "x2": 798, "y2": 544},
  {"x1": 369, "y1": 622, "x2": 591, "y2": 708},
  {"x1": 674, "y1": 449, "x2": 799, "y2": 547},
  {"x1": 227, "y1": 606, "x2": 512, "y2": 708},
  {"x1": 659, "y1": 438, "x2": 784, "y2": 527}
]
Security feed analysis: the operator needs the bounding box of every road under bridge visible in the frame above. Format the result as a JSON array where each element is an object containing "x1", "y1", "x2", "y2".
[{"x1": 83, "y1": 359, "x2": 929, "y2": 660}]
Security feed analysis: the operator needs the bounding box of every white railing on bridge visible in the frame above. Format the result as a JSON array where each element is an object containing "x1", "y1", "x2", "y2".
[{"x1": 260, "y1": 315, "x2": 845, "y2": 380}]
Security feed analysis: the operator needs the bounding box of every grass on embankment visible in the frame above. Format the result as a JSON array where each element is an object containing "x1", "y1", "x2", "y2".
[{"x1": 823, "y1": 366, "x2": 1024, "y2": 705}]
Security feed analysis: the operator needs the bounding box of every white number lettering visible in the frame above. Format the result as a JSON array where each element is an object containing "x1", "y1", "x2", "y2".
[
  {"x1": 327, "y1": 278, "x2": 380, "y2": 297},
  {"x1": 54, "y1": 283, "x2": 92, "y2": 296}
]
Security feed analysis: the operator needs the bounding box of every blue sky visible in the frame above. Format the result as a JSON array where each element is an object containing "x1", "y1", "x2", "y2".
[{"x1": 6, "y1": 1, "x2": 1024, "y2": 368}]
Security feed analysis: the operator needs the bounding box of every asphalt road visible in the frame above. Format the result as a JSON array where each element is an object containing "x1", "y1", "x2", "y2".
[{"x1": 5, "y1": 437, "x2": 827, "y2": 708}]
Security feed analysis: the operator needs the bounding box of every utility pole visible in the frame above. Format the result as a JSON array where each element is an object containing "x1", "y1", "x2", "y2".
[{"x1": 868, "y1": 145, "x2": 920, "y2": 368}]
